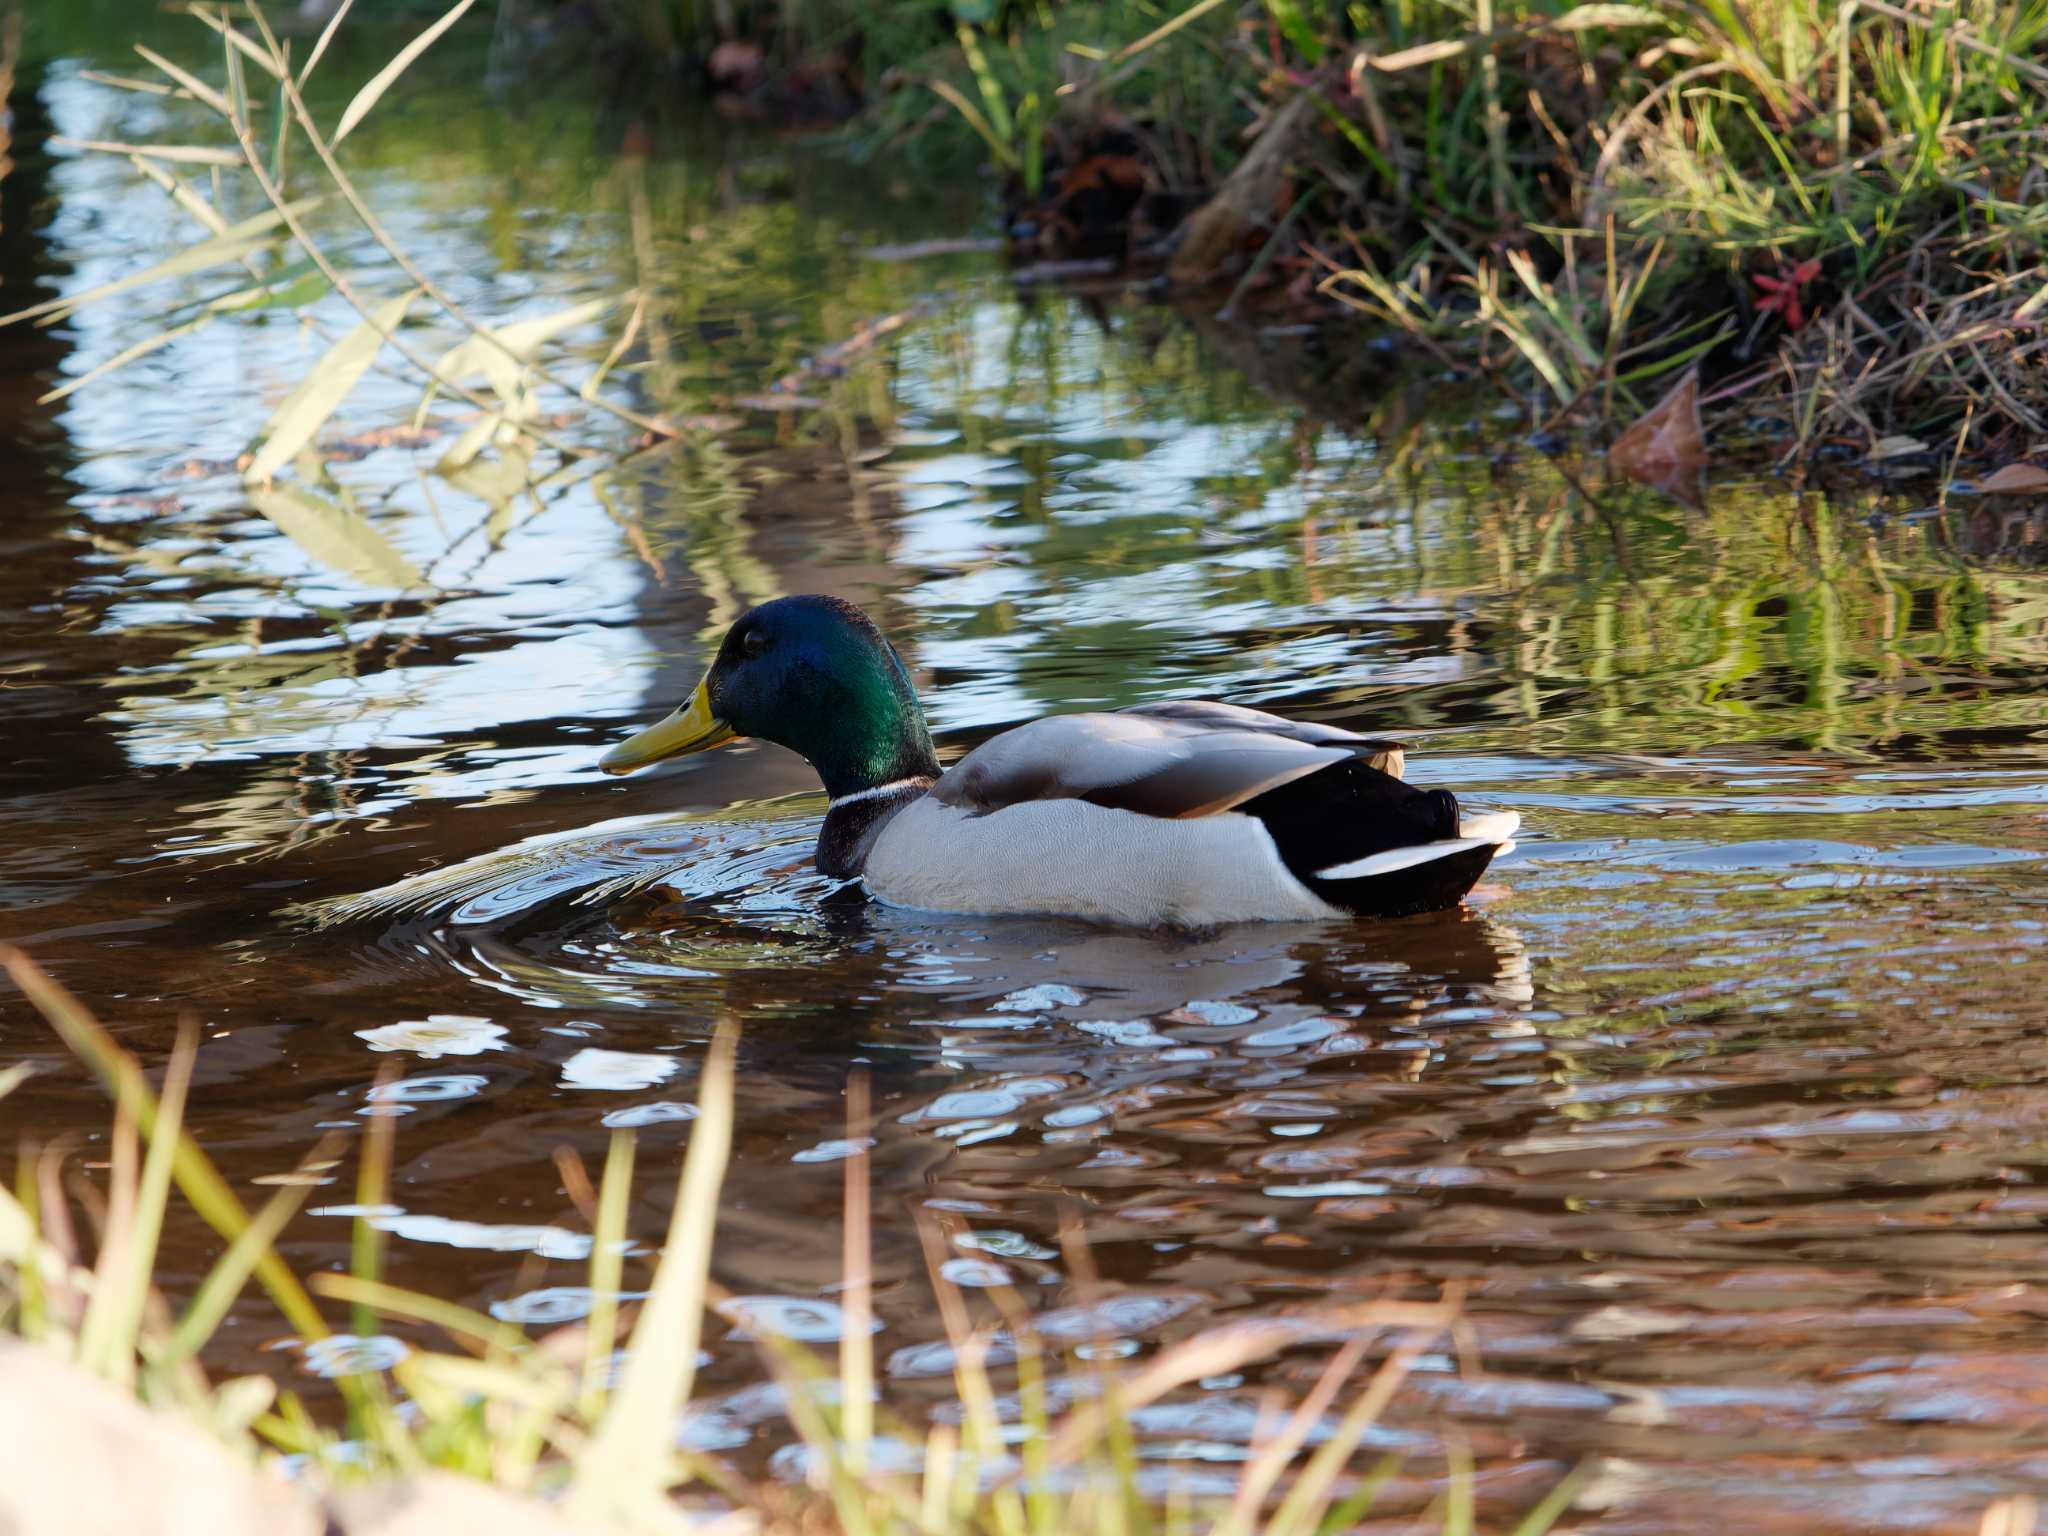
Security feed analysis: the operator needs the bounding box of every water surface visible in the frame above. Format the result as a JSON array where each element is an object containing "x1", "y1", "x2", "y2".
[{"x1": 5, "y1": 27, "x2": 2048, "y2": 1533}]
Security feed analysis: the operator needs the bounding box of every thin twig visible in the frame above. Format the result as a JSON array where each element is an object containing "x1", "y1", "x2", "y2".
[
  {"x1": 214, "y1": 49, "x2": 585, "y2": 467},
  {"x1": 238, "y1": 2, "x2": 677, "y2": 442}
]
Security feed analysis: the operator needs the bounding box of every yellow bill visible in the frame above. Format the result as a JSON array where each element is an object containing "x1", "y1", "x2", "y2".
[{"x1": 599, "y1": 676, "x2": 737, "y2": 774}]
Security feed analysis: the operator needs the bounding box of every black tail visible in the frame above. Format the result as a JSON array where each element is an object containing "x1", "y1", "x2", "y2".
[{"x1": 1241, "y1": 757, "x2": 1494, "y2": 918}]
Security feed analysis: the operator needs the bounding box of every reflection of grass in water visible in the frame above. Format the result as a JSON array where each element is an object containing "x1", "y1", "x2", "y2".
[
  {"x1": 643, "y1": 437, "x2": 782, "y2": 637},
  {"x1": 1426, "y1": 475, "x2": 2048, "y2": 755},
  {"x1": 883, "y1": 320, "x2": 2048, "y2": 752},
  {"x1": 0, "y1": 948, "x2": 1581, "y2": 1535}
]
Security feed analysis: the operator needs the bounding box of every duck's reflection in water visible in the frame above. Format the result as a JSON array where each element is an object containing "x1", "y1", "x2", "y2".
[{"x1": 294, "y1": 838, "x2": 1542, "y2": 1469}]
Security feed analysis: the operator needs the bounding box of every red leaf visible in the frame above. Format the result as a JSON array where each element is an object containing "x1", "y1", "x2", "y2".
[{"x1": 1753, "y1": 258, "x2": 1821, "y2": 331}]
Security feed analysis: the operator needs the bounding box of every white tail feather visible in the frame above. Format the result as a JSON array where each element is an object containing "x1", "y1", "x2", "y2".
[
  {"x1": 1315, "y1": 836, "x2": 1491, "y2": 881},
  {"x1": 1458, "y1": 809, "x2": 1520, "y2": 843},
  {"x1": 1312, "y1": 809, "x2": 1520, "y2": 882}
]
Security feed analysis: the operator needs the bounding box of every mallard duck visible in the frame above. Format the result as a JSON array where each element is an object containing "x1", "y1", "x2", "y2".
[{"x1": 599, "y1": 596, "x2": 1519, "y2": 925}]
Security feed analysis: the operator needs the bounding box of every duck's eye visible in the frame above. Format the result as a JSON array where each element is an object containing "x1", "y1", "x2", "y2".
[{"x1": 742, "y1": 629, "x2": 769, "y2": 658}]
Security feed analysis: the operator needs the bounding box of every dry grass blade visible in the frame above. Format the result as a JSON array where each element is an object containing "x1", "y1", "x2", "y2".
[
  {"x1": 245, "y1": 484, "x2": 424, "y2": 588},
  {"x1": 1508, "y1": 1460, "x2": 1591, "y2": 1535},
  {"x1": 427, "y1": 295, "x2": 616, "y2": 402},
  {"x1": 0, "y1": 948, "x2": 328, "y2": 1341},
  {"x1": 187, "y1": 5, "x2": 285, "y2": 79},
  {"x1": 1265, "y1": 1330, "x2": 1440, "y2": 1536},
  {"x1": 257, "y1": 44, "x2": 679, "y2": 444},
  {"x1": 49, "y1": 136, "x2": 242, "y2": 166},
  {"x1": 0, "y1": 200, "x2": 315, "y2": 328},
  {"x1": 913, "y1": 1212, "x2": 1030, "y2": 1534},
  {"x1": 39, "y1": 315, "x2": 215, "y2": 406},
  {"x1": 1041, "y1": 1298, "x2": 1456, "y2": 1468},
  {"x1": 297, "y1": 0, "x2": 356, "y2": 87},
  {"x1": 245, "y1": 287, "x2": 422, "y2": 485},
  {"x1": 91, "y1": 1022, "x2": 198, "y2": 1386},
  {"x1": 567, "y1": 1020, "x2": 736, "y2": 1523},
  {"x1": 332, "y1": 0, "x2": 476, "y2": 145},
  {"x1": 580, "y1": 1130, "x2": 634, "y2": 1421},
  {"x1": 312, "y1": 1273, "x2": 519, "y2": 1353},
  {"x1": 1214, "y1": 1334, "x2": 1372, "y2": 1536},
  {"x1": 840, "y1": 1070, "x2": 874, "y2": 1475},
  {"x1": 1977, "y1": 463, "x2": 2048, "y2": 494},
  {"x1": 163, "y1": 1152, "x2": 331, "y2": 1368},
  {"x1": 78, "y1": 1105, "x2": 142, "y2": 1383},
  {"x1": 134, "y1": 45, "x2": 233, "y2": 117},
  {"x1": 1111, "y1": 0, "x2": 1232, "y2": 63}
]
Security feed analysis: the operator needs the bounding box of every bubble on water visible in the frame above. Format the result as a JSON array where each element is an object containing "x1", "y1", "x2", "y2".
[
  {"x1": 489, "y1": 1286, "x2": 650, "y2": 1326},
  {"x1": 995, "y1": 984, "x2": 1087, "y2": 1012},
  {"x1": 1170, "y1": 1000, "x2": 1259, "y2": 1026},
  {"x1": 301, "y1": 1334, "x2": 409, "y2": 1377},
  {"x1": 602, "y1": 1101, "x2": 697, "y2": 1128},
  {"x1": 1261, "y1": 1180, "x2": 1391, "y2": 1199},
  {"x1": 365, "y1": 1074, "x2": 488, "y2": 1104},
  {"x1": 887, "y1": 1292, "x2": 1208, "y2": 1380},
  {"x1": 675, "y1": 1410, "x2": 753, "y2": 1453},
  {"x1": 717, "y1": 1295, "x2": 883, "y2": 1343},
  {"x1": 1074, "y1": 1338, "x2": 1140, "y2": 1360},
  {"x1": 1255, "y1": 1147, "x2": 1362, "y2": 1174},
  {"x1": 350, "y1": 1211, "x2": 596, "y2": 1260},
  {"x1": 793, "y1": 1137, "x2": 876, "y2": 1163},
  {"x1": 939, "y1": 1120, "x2": 1018, "y2": 1146},
  {"x1": 901, "y1": 1077, "x2": 1067, "y2": 1123},
  {"x1": 955, "y1": 1229, "x2": 1058, "y2": 1260},
  {"x1": 940, "y1": 1257, "x2": 1015, "y2": 1288},
  {"x1": 561, "y1": 1048, "x2": 679, "y2": 1091},
  {"x1": 1076, "y1": 1019, "x2": 1176, "y2": 1048},
  {"x1": 771, "y1": 1436, "x2": 933, "y2": 1482},
  {"x1": 888, "y1": 1337, "x2": 1018, "y2": 1379},
  {"x1": 1034, "y1": 1291, "x2": 1209, "y2": 1341},
  {"x1": 1044, "y1": 1103, "x2": 1105, "y2": 1128},
  {"x1": 1231, "y1": 1097, "x2": 1336, "y2": 1120},
  {"x1": 355, "y1": 1016, "x2": 508, "y2": 1058},
  {"x1": 1242, "y1": 1017, "x2": 1339, "y2": 1049},
  {"x1": 1080, "y1": 1146, "x2": 1163, "y2": 1169}
]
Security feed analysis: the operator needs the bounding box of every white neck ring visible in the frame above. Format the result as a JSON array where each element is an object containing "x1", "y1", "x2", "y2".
[{"x1": 828, "y1": 776, "x2": 928, "y2": 810}]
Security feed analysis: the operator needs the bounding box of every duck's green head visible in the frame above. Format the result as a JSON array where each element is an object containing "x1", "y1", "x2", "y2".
[{"x1": 600, "y1": 595, "x2": 939, "y2": 799}]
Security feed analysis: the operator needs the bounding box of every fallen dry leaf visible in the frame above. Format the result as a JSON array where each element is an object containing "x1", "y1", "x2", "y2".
[
  {"x1": 1607, "y1": 367, "x2": 1706, "y2": 508},
  {"x1": 1975, "y1": 463, "x2": 2048, "y2": 495},
  {"x1": 708, "y1": 39, "x2": 764, "y2": 88}
]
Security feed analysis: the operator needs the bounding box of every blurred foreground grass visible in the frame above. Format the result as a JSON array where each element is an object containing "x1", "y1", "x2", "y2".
[{"x1": 0, "y1": 946, "x2": 1581, "y2": 1535}]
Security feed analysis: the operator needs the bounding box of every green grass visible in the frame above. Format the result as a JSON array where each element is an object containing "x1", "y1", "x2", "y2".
[
  {"x1": 562, "y1": 0, "x2": 2048, "y2": 456},
  {"x1": 0, "y1": 946, "x2": 1579, "y2": 1535}
]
